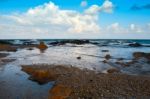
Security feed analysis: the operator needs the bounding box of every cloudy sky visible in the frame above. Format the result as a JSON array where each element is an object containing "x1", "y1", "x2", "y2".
[{"x1": 0, "y1": 0, "x2": 150, "y2": 39}]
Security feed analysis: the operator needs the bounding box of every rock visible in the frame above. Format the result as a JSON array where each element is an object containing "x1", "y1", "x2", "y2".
[
  {"x1": 0, "y1": 44, "x2": 17, "y2": 52},
  {"x1": 101, "y1": 50, "x2": 109, "y2": 52},
  {"x1": 49, "y1": 84, "x2": 72, "y2": 99},
  {"x1": 49, "y1": 40, "x2": 90, "y2": 46},
  {"x1": 0, "y1": 53, "x2": 9, "y2": 58},
  {"x1": 77, "y1": 57, "x2": 81, "y2": 60},
  {"x1": 102, "y1": 60, "x2": 107, "y2": 63},
  {"x1": 128, "y1": 43, "x2": 142, "y2": 47},
  {"x1": 133, "y1": 52, "x2": 150, "y2": 60},
  {"x1": 37, "y1": 41, "x2": 48, "y2": 52},
  {"x1": 105, "y1": 54, "x2": 111, "y2": 60},
  {"x1": 117, "y1": 58, "x2": 124, "y2": 61},
  {"x1": 22, "y1": 66, "x2": 57, "y2": 84},
  {"x1": 107, "y1": 68, "x2": 120, "y2": 73},
  {"x1": 27, "y1": 47, "x2": 34, "y2": 50}
]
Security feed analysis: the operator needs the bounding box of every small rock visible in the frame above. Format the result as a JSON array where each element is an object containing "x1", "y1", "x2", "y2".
[
  {"x1": 102, "y1": 60, "x2": 107, "y2": 63},
  {"x1": 105, "y1": 54, "x2": 111, "y2": 60},
  {"x1": 77, "y1": 57, "x2": 81, "y2": 60},
  {"x1": 101, "y1": 50, "x2": 109, "y2": 52}
]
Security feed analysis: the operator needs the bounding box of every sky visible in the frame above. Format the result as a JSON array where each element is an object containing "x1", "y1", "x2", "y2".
[{"x1": 0, "y1": 0, "x2": 150, "y2": 39}]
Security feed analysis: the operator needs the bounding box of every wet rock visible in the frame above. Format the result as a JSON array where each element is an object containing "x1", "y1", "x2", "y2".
[
  {"x1": 21, "y1": 66, "x2": 57, "y2": 84},
  {"x1": 117, "y1": 58, "x2": 124, "y2": 61},
  {"x1": 101, "y1": 50, "x2": 109, "y2": 52},
  {"x1": 133, "y1": 52, "x2": 150, "y2": 61},
  {"x1": 77, "y1": 57, "x2": 81, "y2": 60},
  {"x1": 0, "y1": 44, "x2": 17, "y2": 52},
  {"x1": 107, "y1": 68, "x2": 120, "y2": 73},
  {"x1": 105, "y1": 54, "x2": 111, "y2": 60},
  {"x1": 37, "y1": 42, "x2": 48, "y2": 52},
  {"x1": 1, "y1": 59, "x2": 16, "y2": 63},
  {"x1": 0, "y1": 53, "x2": 9, "y2": 58},
  {"x1": 27, "y1": 47, "x2": 34, "y2": 50},
  {"x1": 128, "y1": 43, "x2": 142, "y2": 47},
  {"x1": 102, "y1": 60, "x2": 107, "y2": 63},
  {"x1": 0, "y1": 40, "x2": 12, "y2": 45},
  {"x1": 49, "y1": 40, "x2": 90, "y2": 46},
  {"x1": 49, "y1": 84, "x2": 72, "y2": 99}
]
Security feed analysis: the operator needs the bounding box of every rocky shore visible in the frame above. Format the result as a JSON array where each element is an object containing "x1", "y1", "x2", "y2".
[{"x1": 21, "y1": 64, "x2": 150, "y2": 99}]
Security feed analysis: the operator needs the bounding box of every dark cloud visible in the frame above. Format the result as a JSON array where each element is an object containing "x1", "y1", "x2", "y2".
[{"x1": 131, "y1": 4, "x2": 150, "y2": 10}]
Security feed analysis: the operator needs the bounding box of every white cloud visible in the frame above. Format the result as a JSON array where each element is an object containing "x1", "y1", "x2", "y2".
[
  {"x1": 0, "y1": 1, "x2": 115, "y2": 39},
  {"x1": 85, "y1": 0, "x2": 114, "y2": 15},
  {"x1": 101, "y1": 0, "x2": 114, "y2": 13},
  {"x1": 3, "y1": 2, "x2": 101, "y2": 35},
  {"x1": 80, "y1": 0, "x2": 88, "y2": 7},
  {"x1": 130, "y1": 24, "x2": 142, "y2": 33},
  {"x1": 0, "y1": 1, "x2": 149, "y2": 39}
]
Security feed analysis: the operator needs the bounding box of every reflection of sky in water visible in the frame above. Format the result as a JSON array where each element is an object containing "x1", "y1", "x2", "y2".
[{"x1": 8, "y1": 44, "x2": 150, "y2": 71}]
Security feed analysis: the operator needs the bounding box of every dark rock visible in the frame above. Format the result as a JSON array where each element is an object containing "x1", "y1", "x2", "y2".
[
  {"x1": 101, "y1": 50, "x2": 109, "y2": 52},
  {"x1": 128, "y1": 43, "x2": 142, "y2": 47},
  {"x1": 0, "y1": 40, "x2": 12, "y2": 45},
  {"x1": 77, "y1": 57, "x2": 81, "y2": 60},
  {"x1": 133, "y1": 52, "x2": 150, "y2": 61},
  {"x1": 102, "y1": 60, "x2": 107, "y2": 63},
  {"x1": 27, "y1": 48, "x2": 34, "y2": 50},
  {"x1": 105, "y1": 54, "x2": 111, "y2": 60},
  {"x1": 0, "y1": 53, "x2": 9, "y2": 58},
  {"x1": 49, "y1": 40, "x2": 90, "y2": 46}
]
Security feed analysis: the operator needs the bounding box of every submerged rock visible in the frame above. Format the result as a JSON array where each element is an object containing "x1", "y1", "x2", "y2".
[{"x1": 128, "y1": 43, "x2": 142, "y2": 47}]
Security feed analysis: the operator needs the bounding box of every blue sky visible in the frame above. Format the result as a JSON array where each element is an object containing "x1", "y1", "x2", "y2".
[{"x1": 0, "y1": 0, "x2": 150, "y2": 39}]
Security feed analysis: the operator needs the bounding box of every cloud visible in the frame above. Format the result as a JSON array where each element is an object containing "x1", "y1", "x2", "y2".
[
  {"x1": 0, "y1": 1, "x2": 115, "y2": 39},
  {"x1": 3, "y1": 2, "x2": 101, "y2": 34},
  {"x1": 85, "y1": 0, "x2": 114, "y2": 15},
  {"x1": 131, "y1": 4, "x2": 150, "y2": 10},
  {"x1": 101, "y1": 0, "x2": 114, "y2": 13},
  {"x1": 0, "y1": 0, "x2": 149, "y2": 39},
  {"x1": 80, "y1": 0, "x2": 88, "y2": 7},
  {"x1": 105, "y1": 22, "x2": 148, "y2": 34}
]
